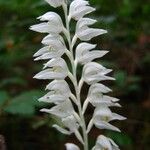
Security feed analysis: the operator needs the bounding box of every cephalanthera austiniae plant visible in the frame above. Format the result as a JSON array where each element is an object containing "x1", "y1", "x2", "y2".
[{"x1": 30, "y1": 0, "x2": 126, "y2": 149}]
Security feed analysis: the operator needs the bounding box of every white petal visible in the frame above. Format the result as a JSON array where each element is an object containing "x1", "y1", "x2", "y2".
[
  {"x1": 34, "y1": 51, "x2": 63, "y2": 61},
  {"x1": 40, "y1": 100, "x2": 74, "y2": 118},
  {"x1": 43, "y1": 58, "x2": 68, "y2": 70},
  {"x1": 46, "y1": 80, "x2": 71, "y2": 97},
  {"x1": 45, "y1": 0, "x2": 64, "y2": 8},
  {"x1": 38, "y1": 92, "x2": 66, "y2": 104},
  {"x1": 30, "y1": 22, "x2": 52, "y2": 33},
  {"x1": 77, "y1": 18, "x2": 97, "y2": 28},
  {"x1": 42, "y1": 34, "x2": 65, "y2": 45},
  {"x1": 83, "y1": 62, "x2": 114, "y2": 84},
  {"x1": 94, "y1": 121, "x2": 121, "y2": 132},
  {"x1": 31, "y1": 13, "x2": 64, "y2": 33},
  {"x1": 77, "y1": 28, "x2": 107, "y2": 41},
  {"x1": 53, "y1": 124, "x2": 71, "y2": 135},
  {"x1": 76, "y1": 18, "x2": 107, "y2": 41},
  {"x1": 96, "y1": 135, "x2": 112, "y2": 150},
  {"x1": 65, "y1": 143, "x2": 80, "y2": 150},
  {"x1": 33, "y1": 46, "x2": 50, "y2": 57},
  {"x1": 33, "y1": 35, "x2": 66, "y2": 61},
  {"x1": 37, "y1": 12, "x2": 62, "y2": 23},
  {"x1": 94, "y1": 106, "x2": 112, "y2": 119},
  {"x1": 69, "y1": 0, "x2": 95, "y2": 20},
  {"x1": 98, "y1": 136, "x2": 112, "y2": 150},
  {"x1": 89, "y1": 83, "x2": 112, "y2": 94},
  {"x1": 33, "y1": 68, "x2": 67, "y2": 80},
  {"x1": 102, "y1": 96, "x2": 120, "y2": 102},
  {"x1": 111, "y1": 113, "x2": 126, "y2": 121},
  {"x1": 79, "y1": 51, "x2": 109, "y2": 64},
  {"x1": 62, "y1": 115, "x2": 79, "y2": 132}
]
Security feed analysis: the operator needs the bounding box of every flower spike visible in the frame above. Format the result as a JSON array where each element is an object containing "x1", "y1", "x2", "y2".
[{"x1": 30, "y1": 0, "x2": 126, "y2": 149}]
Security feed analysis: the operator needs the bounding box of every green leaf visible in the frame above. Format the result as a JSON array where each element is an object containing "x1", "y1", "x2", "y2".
[
  {"x1": 4, "y1": 90, "x2": 45, "y2": 116},
  {"x1": 0, "y1": 91, "x2": 9, "y2": 106},
  {"x1": 106, "y1": 131, "x2": 132, "y2": 146}
]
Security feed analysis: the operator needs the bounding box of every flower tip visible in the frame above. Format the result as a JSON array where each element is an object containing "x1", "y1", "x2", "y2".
[
  {"x1": 33, "y1": 74, "x2": 39, "y2": 79},
  {"x1": 40, "y1": 108, "x2": 51, "y2": 113}
]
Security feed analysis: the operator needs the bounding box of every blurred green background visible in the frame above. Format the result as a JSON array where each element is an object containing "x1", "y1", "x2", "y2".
[{"x1": 0, "y1": 0, "x2": 149, "y2": 149}]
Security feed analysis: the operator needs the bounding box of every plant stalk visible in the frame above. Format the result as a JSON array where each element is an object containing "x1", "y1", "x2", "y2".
[{"x1": 63, "y1": 3, "x2": 89, "y2": 150}]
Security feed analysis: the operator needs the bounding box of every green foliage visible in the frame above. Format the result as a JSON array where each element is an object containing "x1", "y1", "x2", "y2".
[
  {"x1": 106, "y1": 131, "x2": 133, "y2": 147},
  {"x1": 5, "y1": 90, "x2": 45, "y2": 116},
  {"x1": 1, "y1": 90, "x2": 45, "y2": 116},
  {"x1": 0, "y1": 91, "x2": 9, "y2": 106}
]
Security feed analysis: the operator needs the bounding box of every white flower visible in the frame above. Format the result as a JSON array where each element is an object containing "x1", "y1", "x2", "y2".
[
  {"x1": 62, "y1": 115, "x2": 79, "y2": 133},
  {"x1": 82, "y1": 62, "x2": 115, "y2": 84},
  {"x1": 41, "y1": 99, "x2": 74, "y2": 118},
  {"x1": 65, "y1": 143, "x2": 80, "y2": 150},
  {"x1": 93, "y1": 106, "x2": 126, "y2": 132},
  {"x1": 75, "y1": 18, "x2": 107, "y2": 41},
  {"x1": 86, "y1": 84, "x2": 121, "y2": 107},
  {"x1": 33, "y1": 58, "x2": 68, "y2": 80},
  {"x1": 69, "y1": 0, "x2": 95, "y2": 21},
  {"x1": 45, "y1": 0, "x2": 65, "y2": 8},
  {"x1": 75, "y1": 42, "x2": 108, "y2": 64},
  {"x1": 34, "y1": 34, "x2": 66, "y2": 61},
  {"x1": 92, "y1": 135, "x2": 120, "y2": 150},
  {"x1": 38, "y1": 80, "x2": 71, "y2": 104},
  {"x1": 38, "y1": 91, "x2": 67, "y2": 104},
  {"x1": 46, "y1": 80, "x2": 71, "y2": 97},
  {"x1": 30, "y1": 12, "x2": 64, "y2": 34}
]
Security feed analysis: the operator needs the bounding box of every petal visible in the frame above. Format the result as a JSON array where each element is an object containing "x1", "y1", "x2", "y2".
[
  {"x1": 75, "y1": 42, "x2": 96, "y2": 61},
  {"x1": 111, "y1": 113, "x2": 126, "y2": 121},
  {"x1": 77, "y1": 28, "x2": 107, "y2": 41},
  {"x1": 33, "y1": 46, "x2": 50, "y2": 57},
  {"x1": 46, "y1": 80, "x2": 71, "y2": 97},
  {"x1": 96, "y1": 135, "x2": 112, "y2": 150},
  {"x1": 40, "y1": 100, "x2": 74, "y2": 118},
  {"x1": 53, "y1": 124, "x2": 71, "y2": 135},
  {"x1": 33, "y1": 69, "x2": 67, "y2": 80},
  {"x1": 89, "y1": 83, "x2": 112, "y2": 94},
  {"x1": 43, "y1": 58, "x2": 68, "y2": 72},
  {"x1": 30, "y1": 22, "x2": 52, "y2": 33},
  {"x1": 94, "y1": 121, "x2": 121, "y2": 132},
  {"x1": 62, "y1": 115, "x2": 79, "y2": 132},
  {"x1": 69, "y1": 0, "x2": 95, "y2": 20},
  {"x1": 37, "y1": 12, "x2": 62, "y2": 22},
  {"x1": 38, "y1": 93, "x2": 66, "y2": 104},
  {"x1": 76, "y1": 18, "x2": 97, "y2": 29},
  {"x1": 78, "y1": 50, "x2": 109, "y2": 64},
  {"x1": 37, "y1": 12, "x2": 64, "y2": 33},
  {"x1": 45, "y1": 0, "x2": 64, "y2": 8},
  {"x1": 83, "y1": 62, "x2": 114, "y2": 84},
  {"x1": 65, "y1": 143, "x2": 80, "y2": 150},
  {"x1": 34, "y1": 51, "x2": 63, "y2": 61},
  {"x1": 42, "y1": 34, "x2": 65, "y2": 45},
  {"x1": 94, "y1": 106, "x2": 112, "y2": 119}
]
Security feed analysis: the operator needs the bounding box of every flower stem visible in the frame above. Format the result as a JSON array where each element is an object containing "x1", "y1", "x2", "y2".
[{"x1": 63, "y1": 3, "x2": 88, "y2": 150}]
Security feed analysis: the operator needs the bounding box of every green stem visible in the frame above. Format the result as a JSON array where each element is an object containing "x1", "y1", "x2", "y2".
[{"x1": 63, "y1": 3, "x2": 88, "y2": 150}]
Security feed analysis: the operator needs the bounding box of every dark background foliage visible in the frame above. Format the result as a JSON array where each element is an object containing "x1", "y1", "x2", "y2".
[{"x1": 0, "y1": 0, "x2": 149, "y2": 149}]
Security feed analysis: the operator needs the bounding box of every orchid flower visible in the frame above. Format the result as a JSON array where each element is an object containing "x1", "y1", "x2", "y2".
[
  {"x1": 68, "y1": 0, "x2": 95, "y2": 21},
  {"x1": 66, "y1": 143, "x2": 80, "y2": 150},
  {"x1": 30, "y1": 0, "x2": 126, "y2": 149},
  {"x1": 45, "y1": 0, "x2": 65, "y2": 8},
  {"x1": 92, "y1": 135, "x2": 120, "y2": 150},
  {"x1": 75, "y1": 42, "x2": 108, "y2": 65}
]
